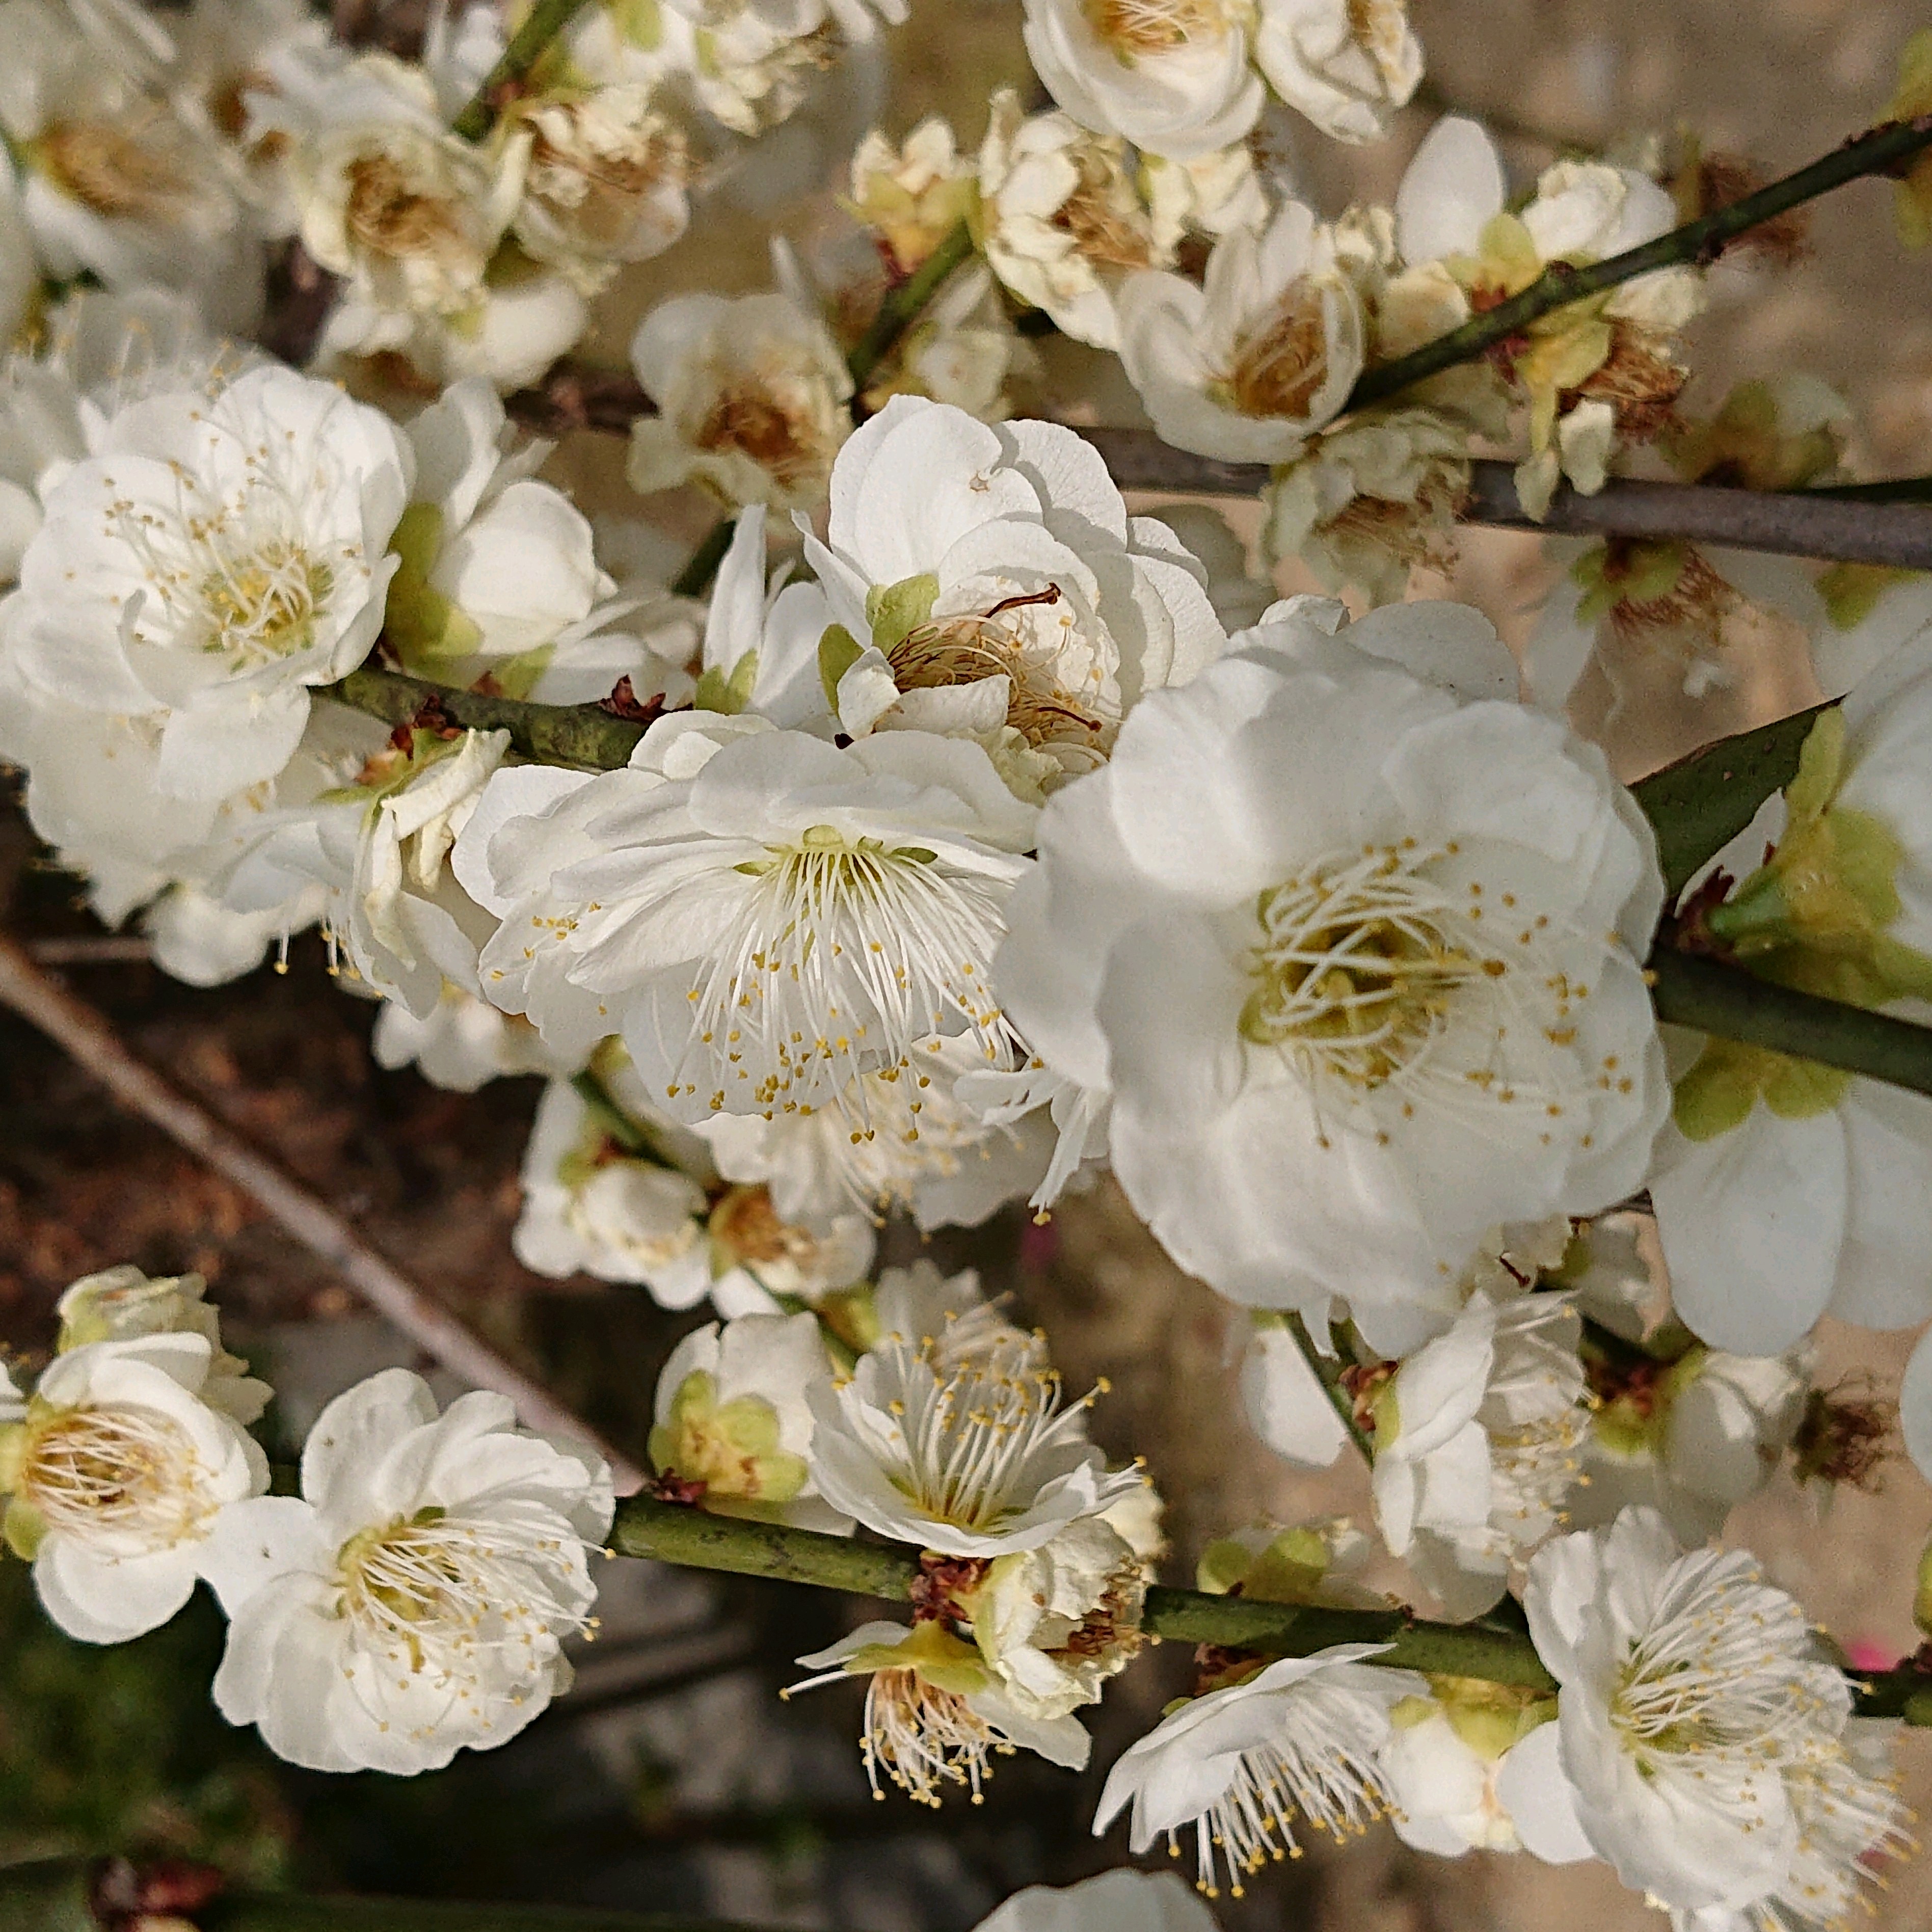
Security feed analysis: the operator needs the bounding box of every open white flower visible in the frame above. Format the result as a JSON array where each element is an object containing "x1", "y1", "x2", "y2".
[
  {"x1": 1364, "y1": 1291, "x2": 1588, "y2": 1619},
  {"x1": 800, "y1": 395, "x2": 1225, "y2": 785},
  {"x1": 0, "y1": 1330, "x2": 270, "y2": 1644},
  {"x1": 995, "y1": 596, "x2": 1669, "y2": 1346},
  {"x1": 1117, "y1": 201, "x2": 1366, "y2": 463},
  {"x1": 1093, "y1": 1644, "x2": 1421, "y2": 1896},
  {"x1": 1253, "y1": 0, "x2": 1421, "y2": 143},
  {"x1": 649, "y1": 1312, "x2": 850, "y2": 1531},
  {"x1": 1523, "y1": 1509, "x2": 1914, "y2": 1923},
  {"x1": 464, "y1": 710, "x2": 1038, "y2": 1127},
  {"x1": 202, "y1": 1369, "x2": 613, "y2": 1775},
  {"x1": 808, "y1": 1332, "x2": 1141, "y2": 1554},
  {"x1": 627, "y1": 288, "x2": 853, "y2": 512},
  {"x1": 965, "y1": 1513, "x2": 1148, "y2": 1720},
  {"x1": 1022, "y1": 0, "x2": 1262, "y2": 162},
  {"x1": 9, "y1": 363, "x2": 410, "y2": 801},
  {"x1": 1379, "y1": 1675, "x2": 1586, "y2": 1861},
  {"x1": 790, "y1": 1617, "x2": 1092, "y2": 1802},
  {"x1": 974, "y1": 1871, "x2": 1217, "y2": 1932}
]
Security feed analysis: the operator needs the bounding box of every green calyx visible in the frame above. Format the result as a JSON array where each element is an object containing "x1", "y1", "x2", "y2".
[
  {"x1": 1817, "y1": 563, "x2": 1919, "y2": 632},
  {"x1": 865, "y1": 574, "x2": 938, "y2": 654},
  {"x1": 1392, "y1": 1674, "x2": 1558, "y2": 1762},
  {"x1": 816, "y1": 625, "x2": 865, "y2": 711},
  {"x1": 1590, "y1": 1346, "x2": 1707, "y2": 1459},
  {"x1": 1571, "y1": 538, "x2": 1689, "y2": 624},
  {"x1": 1196, "y1": 1525, "x2": 1336, "y2": 1604},
  {"x1": 841, "y1": 1617, "x2": 989, "y2": 1694},
  {"x1": 384, "y1": 503, "x2": 485, "y2": 671},
  {"x1": 647, "y1": 1371, "x2": 808, "y2": 1514},
  {"x1": 696, "y1": 649, "x2": 760, "y2": 715}
]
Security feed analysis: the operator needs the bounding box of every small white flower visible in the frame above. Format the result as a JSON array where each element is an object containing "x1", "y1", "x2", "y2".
[
  {"x1": 1093, "y1": 1644, "x2": 1421, "y2": 1896},
  {"x1": 202, "y1": 1369, "x2": 614, "y2": 1775},
  {"x1": 649, "y1": 1312, "x2": 850, "y2": 1531},
  {"x1": 800, "y1": 395, "x2": 1226, "y2": 783},
  {"x1": 995, "y1": 596, "x2": 1669, "y2": 1345},
  {"x1": 1022, "y1": 0, "x2": 1262, "y2": 162},
  {"x1": 1379, "y1": 1677, "x2": 1584, "y2": 1860},
  {"x1": 371, "y1": 987, "x2": 569, "y2": 1094},
  {"x1": 55, "y1": 1265, "x2": 270, "y2": 1424},
  {"x1": 0, "y1": 1330, "x2": 270, "y2": 1644},
  {"x1": 513, "y1": 1077, "x2": 712, "y2": 1301},
  {"x1": 627, "y1": 288, "x2": 854, "y2": 512},
  {"x1": 1365, "y1": 1292, "x2": 1588, "y2": 1619},
  {"x1": 1522, "y1": 1507, "x2": 1913, "y2": 1921},
  {"x1": 790, "y1": 1617, "x2": 1092, "y2": 1802},
  {"x1": 510, "y1": 85, "x2": 692, "y2": 293},
  {"x1": 973, "y1": 1870, "x2": 1218, "y2": 1932},
  {"x1": 807, "y1": 1332, "x2": 1141, "y2": 1555},
  {"x1": 868, "y1": 1260, "x2": 1038, "y2": 1370},
  {"x1": 968, "y1": 1513, "x2": 1148, "y2": 1720},
  {"x1": 1117, "y1": 201, "x2": 1366, "y2": 463},
  {"x1": 464, "y1": 710, "x2": 1038, "y2": 1127},
  {"x1": 9, "y1": 363, "x2": 411, "y2": 801},
  {"x1": 1251, "y1": 0, "x2": 1421, "y2": 144}
]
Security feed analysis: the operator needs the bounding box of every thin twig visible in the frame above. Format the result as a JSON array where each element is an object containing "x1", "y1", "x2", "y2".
[
  {"x1": 0, "y1": 932, "x2": 643, "y2": 1487},
  {"x1": 331, "y1": 663, "x2": 648, "y2": 769},
  {"x1": 449, "y1": 0, "x2": 596, "y2": 141},
  {"x1": 1346, "y1": 115, "x2": 1932, "y2": 412},
  {"x1": 26, "y1": 935, "x2": 153, "y2": 964}
]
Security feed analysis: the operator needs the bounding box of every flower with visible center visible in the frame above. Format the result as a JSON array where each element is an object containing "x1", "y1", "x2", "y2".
[
  {"x1": 0, "y1": 1330, "x2": 269, "y2": 1644},
  {"x1": 1022, "y1": 0, "x2": 1261, "y2": 163},
  {"x1": 627, "y1": 288, "x2": 853, "y2": 512},
  {"x1": 796, "y1": 395, "x2": 1225, "y2": 790},
  {"x1": 1118, "y1": 201, "x2": 1366, "y2": 463},
  {"x1": 789, "y1": 1617, "x2": 1092, "y2": 1804},
  {"x1": 1093, "y1": 1643, "x2": 1421, "y2": 1896},
  {"x1": 648, "y1": 1311, "x2": 850, "y2": 1531},
  {"x1": 808, "y1": 1331, "x2": 1142, "y2": 1555},
  {"x1": 465, "y1": 708, "x2": 1039, "y2": 1133},
  {"x1": 1520, "y1": 1507, "x2": 1915, "y2": 1921},
  {"x1": 963, "y1": 1513, "x2": 1149, "y2": 1720},
  {"x1": 9, "y1": 363, "x2": 410, "y2": 802},
  {"x1": 202, "y1": 1368, "x2": 613, "y2": 1774},
  {"x1": 995, "y1": 598, "x2": 1668, "y2": 1341}
]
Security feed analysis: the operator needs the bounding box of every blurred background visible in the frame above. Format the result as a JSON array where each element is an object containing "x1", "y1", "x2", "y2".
[{"x1": 4, "y1": 0, "x2": 1932, "y2": 1924}]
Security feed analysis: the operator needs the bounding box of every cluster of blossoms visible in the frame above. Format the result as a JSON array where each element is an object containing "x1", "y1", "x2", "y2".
[
  {"x1": 9, "y1": 0, "x2": 1932, "y2": 1924},
  {"x1": 1, "y1": 1268, "x2": 613, "y2": 1773}
]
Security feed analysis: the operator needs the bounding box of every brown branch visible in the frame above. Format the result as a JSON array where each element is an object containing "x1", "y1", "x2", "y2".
[{"x1": 0, "y1": 932, "x2": 643, "y2": 1488}]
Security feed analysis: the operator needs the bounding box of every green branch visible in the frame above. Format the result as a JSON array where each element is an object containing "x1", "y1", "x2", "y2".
[
  {"x1": 1648, "y1": 949, "x2": 1932, "y2": 1099},
  {"x1": 327, "y1": 664, "x2": 646, "y2": 770},
  {"x1": 1347, "y1": 116, "x2": 1932, "y2": 413},
  {"x1": 1629, "y1": 704, "x2": 1827, "y2": 898},
  {"x1": 845, "y1": 220, "x2": 977, "y2": 392},
  {"x1": 450, "y1": 0, "x2": 597, "y2": 141}
]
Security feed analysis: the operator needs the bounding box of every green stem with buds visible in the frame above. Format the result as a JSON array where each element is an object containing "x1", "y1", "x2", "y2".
[
  {"x1": 1347, "y1": 116, "x2": 1932, "y2": 413},
  {"x1": 328, "y1": 664, "x2": 648, "y2": 769},
  {"x1": 449, "y1": 0, "x2": 597, "y2": 140}
]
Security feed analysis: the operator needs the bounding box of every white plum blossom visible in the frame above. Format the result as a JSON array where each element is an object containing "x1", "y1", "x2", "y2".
[
  {"x1": 1363, "y1": 1291, "x2": 1589, "y2": 1618},
  {"x1": 462, "y1": 709, "x2": 1038, "y2": 1129},
  {"x1": 1379, "y1": 1677, "x2": 1588, "y2": 1861},
  {"x1": 1252, "y1": 0, "x2": 1422, "y2": 144},
  {"x1": 626, "y1": 288, "x2": 854, "y2": 511},
  {"x1": 1093, "y1": 1644, "x2": 1421, "y2": 1897},
  {"x1": 967, "y1": 1513, "x2": 1148, "y2": 1720},
  {"x1": 8, "y1": 364, "x2": 411, "y2": 801},
  {"x1": 974, "y1": 1871, "x2": 1218, "y2": 1932},
  {"x1": 513, "y1": 1076, "x2": 713, "y2": 1301},
  {"x1": 202, "y1": 1369, "x2": 614, "y2": 1774},
  {"x1": 0, "y1": 1329, "x2": 270, "y2": 1644},
  {"x1": 1652, "y1": 657, "x2": 1932, "y2": 1355},
  {"x1": 1117, "y1": 201, "x2": 1366, "y2": 463},
  {"x1": 648, "y1": 1312, "x2": 850, "y2": 1531},
  {"x1": 807, "y1": 1332, "x2": 1142, "y2": 1554},
  {"x1": 798, "y1": 396, "x2": 1226, "y2": 787},
  {"x1": 996, "y1": 596, "x2": 1670, "y2": 1349},
  {"x1": 55, "y1": 1268, "x2": 270, "y2": 1425},
  {"x1": 867, "y1": 1260, "x2": 1039, "y2": 1370},
  {"x1": 1521, "y1": 1508, "x2": 1912, "y2": 1925},
  {"x1": 790, "y1": 1616, "x2": 1093, "y2": 1801}
]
